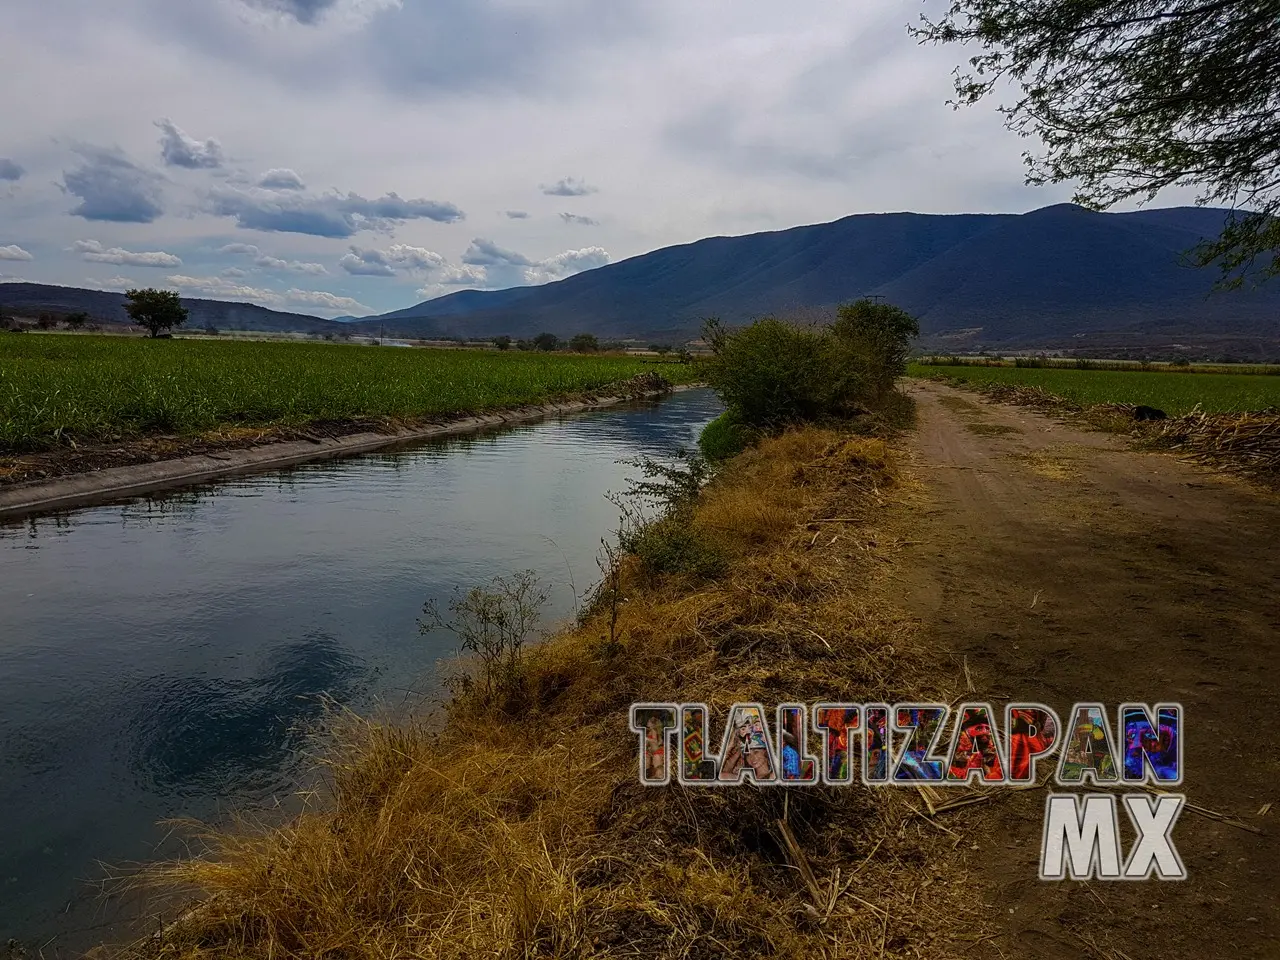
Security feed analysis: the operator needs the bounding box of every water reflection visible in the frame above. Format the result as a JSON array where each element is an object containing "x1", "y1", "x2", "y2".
[{"x1": 0, "y1": 388, "x2": 721, "y2": 948}]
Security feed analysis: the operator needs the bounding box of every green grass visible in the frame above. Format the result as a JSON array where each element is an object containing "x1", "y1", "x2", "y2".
[
  {"x1": 908, "y1": 363, "x2": 1280, "y2": 415},
  {"x1": 0, "y1": 336, "x2": 700, "y2": 452}
]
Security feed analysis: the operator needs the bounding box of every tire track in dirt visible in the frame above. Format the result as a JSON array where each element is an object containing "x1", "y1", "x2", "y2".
[{"x1": 895, "y1": 379, "x2": 1280, "y2": 960}]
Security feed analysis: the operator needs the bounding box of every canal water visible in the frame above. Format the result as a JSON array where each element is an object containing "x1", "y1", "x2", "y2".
[{"x1": 0, "y1": 388, "x2": 722, "y2": 950}]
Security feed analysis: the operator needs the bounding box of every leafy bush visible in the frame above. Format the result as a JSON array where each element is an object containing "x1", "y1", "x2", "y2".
[
  {"x1": 698, "y1": 411, "x2": 751, "y2": 461},
  {"x1": 627, "y1": 514, "x2": 727, "y2": 578},
  {"x1": 701, "y1": 316, "x2": 863, "y2": 430},
  {"x1": 830, "y1": 299, "x2": 919, "y2": 398},
  {"x1": 569, "y1": 333, "x2": 599, "y2": 352}
]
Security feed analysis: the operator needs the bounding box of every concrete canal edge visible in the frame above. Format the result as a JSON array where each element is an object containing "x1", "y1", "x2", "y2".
[{"x1": 0, "y1": 385, "x2": 705, "y2": 521}]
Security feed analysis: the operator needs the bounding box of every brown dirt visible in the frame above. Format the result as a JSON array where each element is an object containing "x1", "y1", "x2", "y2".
[{"x1": 895, "y1": 379, "x2": 1280, "y2": 959}]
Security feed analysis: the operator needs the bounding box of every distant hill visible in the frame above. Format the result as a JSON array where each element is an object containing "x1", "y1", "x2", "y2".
[
  {"x1": 0, "y1": 283, "x2": 345, "y2": 336},
  {"x1": 350, "y1": 204, "x2": 1280, "y2": 355},
  {"x1": 5, "y1": 205, "x2": 1278, "y2": 357}
]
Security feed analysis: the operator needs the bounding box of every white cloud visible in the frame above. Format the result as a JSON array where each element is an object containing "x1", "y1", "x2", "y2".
[
  {"x1": 340, "y1": 243, "x2": 447, "y2": 276},
  {"x1": 218, "y1": 241, "x2": 327, "y2": 274},
  {"x1": 84, "y1": 276, "x2": 139, "y2": 291},
  {"x1": 156, "y1": 118, "x2": 226, "y2": 169},
  {"x1": 0, "y1": 244, "x2": 34, "y2": 261},
  {"x1": 71, "y1": 238, "x2": 182, "y2": 267},
  {"x1": 560, "y1": 212, "x2": 599, "y2": 226},
  {"x1": 165, "y1": 273, "x2": 373, "y2": 316},
  {"x1": 257, "y1": 168, "x2": 306, "y2": 190},
  {"x1": 415, "y1": 241, "x2": 609, "y2": 298}
]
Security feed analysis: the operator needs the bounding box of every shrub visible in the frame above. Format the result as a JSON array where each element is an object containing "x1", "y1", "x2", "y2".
[
  {"x1": 830, "y1": 299, "x2": 919, "y2": 398},
  {"x1": 701, "y1": 316, "x2": 863, "y2": 430},
  {"x1": 698, "y1": 411, "x2": 751, "y2": 461},
  {"x1": 419, "y1": 571, "x2": 548, "y2": 717},
  {"x1": 492, "y1": 335, "x2": 512, "y2": 351},
  {"x1": 532, "y1": 332, "x2": 559, "y2": 352},
  {"x1": 569, "y1": 333, "x2": 599, "y2": 352},
  {"x1": 627, "y1": 513, "x2": 727, "y2": 579}
]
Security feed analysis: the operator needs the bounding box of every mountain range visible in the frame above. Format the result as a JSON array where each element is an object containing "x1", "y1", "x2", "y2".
[
  {"x1": 4, "y1": 204, "x2": 1278, "y2": 356},
  {"x1": 348, "y1": 204, "x2": 1279, "y2": 353}
]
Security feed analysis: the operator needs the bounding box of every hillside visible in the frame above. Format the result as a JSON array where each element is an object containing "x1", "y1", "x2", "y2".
[
  {"x1": 0, "y1": 283, "x2": 345, "y2": 336},
  {"x1": 353, "y1": 204, "x2": 1280, "y2": 354}
]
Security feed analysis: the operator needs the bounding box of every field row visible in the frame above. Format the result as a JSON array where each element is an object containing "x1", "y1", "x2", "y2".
[
  {"x1": 906, "y1": 363, "x2": 1280, "y2": 414},
  {"x1": 0, "y1": 336, "x2": 699, "y2": 452}
]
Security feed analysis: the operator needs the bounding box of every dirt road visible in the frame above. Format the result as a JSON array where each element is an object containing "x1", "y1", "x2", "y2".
[{"x1": 896, "y1": 380, "x2": 1280, "y2": 959}]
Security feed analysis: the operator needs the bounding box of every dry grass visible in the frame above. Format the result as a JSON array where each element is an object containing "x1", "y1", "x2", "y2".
[{"x1": 120, "y1": 427, "x2": 987, "y2": 960}]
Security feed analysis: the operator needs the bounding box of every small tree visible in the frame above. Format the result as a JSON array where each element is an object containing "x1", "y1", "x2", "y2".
[
  {"x1": 831, "y1": 299, "x2": 919, "y2": 399},
  {"x1": 702, "y1": 316, "x2": 862, "y2": 430},
  {"x1": 125, "y1": 288, "x2": 187, "y2": 338},
  {"x1": 492, "y1": 335, "x2": 512, "y2": 351},
  {"x1": 569, "y1": 333, "x2": 599, "y2": 352},
  {"x1": 36, "y1": 312, "x2": 57, "y2": 330},
  {"x1": 65, "y1": 311, "x2": 90, "y2": 331},
  {"x1": 532, "y1": 331, "x2": 559, "y2": 352},
  {"x1": 650, "y1": 343, "x2": 672, "y2": 356}
]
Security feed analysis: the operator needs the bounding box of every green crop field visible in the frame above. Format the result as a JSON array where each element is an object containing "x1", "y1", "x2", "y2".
[
  {"x1": 0, "y1": 335, "x2": 700, "y2": 452},
  {"x1": 908, "y1": 363, "x2": 1280, "y2": 415}
]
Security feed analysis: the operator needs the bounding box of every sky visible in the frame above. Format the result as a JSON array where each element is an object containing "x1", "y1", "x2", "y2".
[{"x1": 0, "y1": 0, "x2": 1195, "y2": 318}]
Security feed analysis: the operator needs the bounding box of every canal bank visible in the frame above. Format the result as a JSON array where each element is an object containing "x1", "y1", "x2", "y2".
[{"x1": 0, "y1": 377, "x2": 699, "y2": 521}]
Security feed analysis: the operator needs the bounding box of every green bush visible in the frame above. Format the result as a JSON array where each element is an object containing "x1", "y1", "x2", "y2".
[
  {"x1": 830, "y1": 299, "x2": 919, "y2": 399},
  {"x1": 701, "y1": 316, "x2": 863, "y2": 430},
  {"x1": 628, "y1": 513, "x2": 727, "y2": 579},
  {"x1": 698, "y1": 411, "x2": 751, "y2": 461}
]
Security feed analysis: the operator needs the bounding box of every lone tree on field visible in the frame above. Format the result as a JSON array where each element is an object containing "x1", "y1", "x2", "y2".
[
  {"x1": 125, "y1": 288, "x2": 188, "y2": 338},
  {"x1": 492, "y1": 335, "x2": 512, "y2": 351},
  {"x1": 532, "y1": 332, "x2": 559, "y2": 352},
  {"x1": 65, "y1": 311, "x2": 90, "y2": 331},
  {"x1": 569, "y1": 333, "x2": 599, "y2": 352},
  {"x1": 914, "y1": 0, "x2": 1280, "y2": 284}
]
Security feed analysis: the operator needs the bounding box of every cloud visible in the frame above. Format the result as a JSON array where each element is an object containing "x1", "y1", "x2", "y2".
[
  {"x1": 83, "y1": 276, "x2": 139, "y2": 291},
  {"x1": 339, "y1": 243, "x2": 447, "y2": 276},
  {"x1": 0, "y1": 159, "x2": 23, "y2": 182},
  {"x1": 165, "y1": 273, "x2": 373, "y2": 316},
  {"x1": 540, "y1": 177, "x2": 597, "y2": 197},
  {"x1": 217, "y1": 243, "x2": 260, "y2": 256},
  {"x1": 221, "y1": 266, "x2": 250, "y2": 278},
  {"x1": 62, "y1": 145, "x2": 165, "y2": 223},
  {"x1": 461, "y1": 238, "x2": 533, "y2": 267},
  {"x1": 415, "y1": 238, "x2": 610, "y2": 298},
  {"x1": 218, "y1": 241, "x2": 327, "y2": 274},
  {"x1": 258, "y1": 168, "x2": 306, "y2": 190},
  {"x1": 339, "y1": 246, "x2": 395, "y2": 276},
  {"x1": 239, "y1": 0, "x2": 396, "y2": 27},
  {"x1": 207, "y1": 186, "x2": 464, "y2": 237},
  {"x1": 71, "y1": 238, "x2": 182, "y2": 267},
  {"x1": 560, "y1": 212, "x2": 599, "y2": 226},
  {"x1": 155, "y1": 118, "x2": 226, "y2": 169},
  {"x1": 0, "y1": 244, "x2": 34, "y2": 262},
  {"x1": 504, "y1": 210, "x2": 530, "y2": 219},
  {"x1": 524, "y1": 246, "x2": 610, "y2": 283}
]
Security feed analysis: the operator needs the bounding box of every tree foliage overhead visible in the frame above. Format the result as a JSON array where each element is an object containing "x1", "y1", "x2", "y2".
[{"x1": 913, "y1": 0, "x2": 1280, "y2": 283}]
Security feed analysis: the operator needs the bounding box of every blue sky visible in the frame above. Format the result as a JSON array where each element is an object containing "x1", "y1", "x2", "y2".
[{"x1": 0, "y1": 0, "x2": 1196, "y2": 318}]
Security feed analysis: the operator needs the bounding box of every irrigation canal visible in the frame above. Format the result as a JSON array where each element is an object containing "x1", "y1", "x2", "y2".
[{"x1": 0, "y1": 388, "x2": 723, "y2": 951}]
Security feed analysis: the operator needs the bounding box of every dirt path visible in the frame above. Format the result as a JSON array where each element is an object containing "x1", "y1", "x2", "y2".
[{"x1": 896, "y1": 379, "x2": 1280, "y2": 960}]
